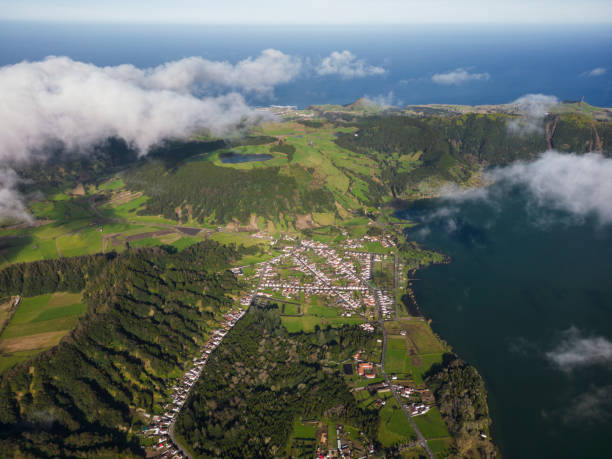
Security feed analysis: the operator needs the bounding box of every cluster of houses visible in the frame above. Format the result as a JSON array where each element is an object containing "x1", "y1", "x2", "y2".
[
  {"x1": 359, "y1": 323, "x2": 375, "y2": 332},
  {"x1": 361, "y1": 234, "x2": 396, "y2": 248},
  {"x1": 256, "y1": 242, "x2": 367, "y2": 313},
  {"x1": 391, "y1": 384, "x2": 432, "y2": 416},
  {"x1": 375, "y1": 288, "x2": 394, "y2": 319},
  {"x1": 234, "y1": 233, "x2": 399, "y2": 323},
  {"x1": 142, "y1": 307, "x2": 246, "y2": 458},
  {"x1": 329, "y1": 424, "x2": 376, "y2": 459},
  {"x1": 251, "y1": 237, "x2": 399, "y2": 319}
]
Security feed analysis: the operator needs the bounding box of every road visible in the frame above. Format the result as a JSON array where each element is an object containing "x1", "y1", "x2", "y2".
[
  {"x1": 364, "y1": 244, "x2": 434, "y2": 458},
  {"x1": 378, "y1": 314, "x2": 434, "y2": 458},
  {"x1": 168, "y1": 422, "x2": 192, "y2": 459},
  {"x1": 165, "y1": 263, "x2": 266, "y2": 459},
  {"x1": 394, "y1": 249, "x2": 399, "y2": 320}
]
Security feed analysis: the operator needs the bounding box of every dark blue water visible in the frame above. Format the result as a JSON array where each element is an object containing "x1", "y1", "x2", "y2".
[
  {"x1": 398, "y1": 186, "x2": 612, "y2": 458},
  {"x1": 1, "y1": 22, "x2": 611, "y2": 107},
  {"x1": 219, "y1": 153, "x2": 273, "y2": 163}
]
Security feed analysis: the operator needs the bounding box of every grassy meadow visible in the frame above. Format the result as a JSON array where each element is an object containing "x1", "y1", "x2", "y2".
[
  {"x1": 280, "y1": 295, "x2": 363, "y2": 333},
  {"x1": 384, "y1": 320, "x2": 447, "y2": 384},
  {"x1": 0, "y1": 292, "x2": 86, "y2": 373}
]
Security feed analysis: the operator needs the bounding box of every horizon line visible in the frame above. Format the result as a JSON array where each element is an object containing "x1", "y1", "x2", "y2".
[{"x1": 2, "y1": 19, "x2": 612, "y2": 26}]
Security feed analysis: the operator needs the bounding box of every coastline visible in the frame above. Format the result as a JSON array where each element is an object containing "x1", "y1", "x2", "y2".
[{"x1": 402, "y1": 249, "x2": 499, "y2": 457}]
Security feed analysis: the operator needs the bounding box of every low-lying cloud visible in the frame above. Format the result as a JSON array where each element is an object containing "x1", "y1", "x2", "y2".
[
  {"x1": 564, "y1": 386, "x2": 612, "y2": 423},
  {"x1": 0, "y1": 55, "x2": 292, "y2": 162},
  {"x1": 361, "y1": 91, "x2": 400, "y2": 108},
  {"x1": 0, "y1": 49, "x2": 388, "y2": 222},
  {"x1": 545, "y1": 327, "x2": 612, "y2": 372},
  {"x1": 431, "y1": 68, "x2": 490, "y2": 85},
  {"x1": 316, "y1": 50, "x2": 386, "y2": 78},
  {"x1": 411, "y1": 150, "x2": 612, "y2": 240},
  {"x1": 542, "y1": 385, "x2": 612, "y2": 425},
  {"x1": 0, "y1": 51, "x2": 308, "y2": 221},
  {"x1": 507, "y1": 93, "x2": 559, "y2": 135},
  {"x1": 488, "y1": 151, "x2": 612, "y2": 225},
  {"x1": 0, "y1": 168, "x2": 33, "y2": 224}
]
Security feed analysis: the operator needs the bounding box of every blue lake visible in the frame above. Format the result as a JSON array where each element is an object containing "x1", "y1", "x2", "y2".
[
  {"x1": 219, "y1": 153, "x2": 273, "y2": 163},
  {"x1": 398, "y1": 185, "x2": 612, "y2": 458}
]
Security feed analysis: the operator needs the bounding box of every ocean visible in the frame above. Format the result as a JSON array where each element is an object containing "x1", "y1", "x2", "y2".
[{"x1": 1, "y1": 22, "x2": 611, "y2": 108}]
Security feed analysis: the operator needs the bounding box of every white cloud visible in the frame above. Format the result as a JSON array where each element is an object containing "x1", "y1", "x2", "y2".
[
  {"x1": 431, "y1": 68, "x2": 490, "y2": 85},
  {"x1": 107, "y1": 48, "x2": 303, "y2": 95},
  {"x1": 0, "y1": 51, "x2": 306, "y2": 221},
  {"x1": 545, "y1": 327, "x2": 612, "y2": 371},
  {"x1": 507, "y1": 93, "x2": 559, "y2": 135},
  {"x1": 564, "y1": 386, "x2": 612, "y2": 423},
  {"x1": 316, "y1": 51, "x2": 386, "y2": 78},
  {"x1": 0, "y1": 54, "x2": 303, "y2": 162},
  {"x1": 361, "y1": 91, "x2": 400, "y2": 108},
  {"x1": 487, "y1": 151, "x2": 612, "y2": 225},
  {"x1": 0, "y1": 168, "x2": 33, "y2": 224},
  {"x1": 510, "y1": 94, "x2": 559, "y2": 118},
  {"x1": 583, "y1": 67, "x2": 607, "y2": 77}
]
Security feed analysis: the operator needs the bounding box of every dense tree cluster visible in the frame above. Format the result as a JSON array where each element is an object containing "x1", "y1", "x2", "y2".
[
  {"x1": 15, "y1": 137, "x2": 139, "y2": 189},
  {"x1": 176, "y1": 305, "x2": 380, "y2": 458},
  {"x1": 270, "y1": 142, "x2": 296, "y2": 162},
  {"x1": 124, "y1": 162, "x2": 334, "y2": 224},
  {"x1": 425, "y1": 354, "x2": 497, "y2": 458},
  {"x1": 0, "y1": 241, "x2": 245, "y2": 457},
  {"x1": 0, "y1": 253, "x2": 113, "y2": 297}
]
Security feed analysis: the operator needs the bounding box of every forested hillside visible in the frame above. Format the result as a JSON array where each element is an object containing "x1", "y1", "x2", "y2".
[
  {"x1": 123, "y1": 162, "x2": 334, "y2": 224},
  {"x1": 0, "y1": 253, "x2": 112, "y2": 297},
  {"x1": 425, "y1": 355, "x2": 497, "y2": 458},
  {"x1": 336, "y1": 113, "x2": 612, "y2": 198},
  {"x1": 0, "y1": 241, "x2": 245, "y2": 457},
  {"x1": 176, "y1": 305, "x2": 380, "y2": 457}
]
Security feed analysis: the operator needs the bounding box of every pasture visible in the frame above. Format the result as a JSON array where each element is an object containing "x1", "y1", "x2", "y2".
[
  {"x1": 384, "y1": 321, "x2": 447, "y2": 384},
  {"x1": 281, "y1": 299, "x2": 363, "y2": 333},
  {"x1": 0, "y1": 292, "x2": 86, "y2": 373},
  {"x1": 377, "y1": 397, "x2": 417, "y2": 447},
  {"x1": 413, "y1": 407, "x2": 451, "y2": 439}
]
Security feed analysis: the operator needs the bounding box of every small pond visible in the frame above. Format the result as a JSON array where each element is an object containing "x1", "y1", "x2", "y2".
[{"x1": 219, "y1": 152, "x2": 273, "y2": 163}]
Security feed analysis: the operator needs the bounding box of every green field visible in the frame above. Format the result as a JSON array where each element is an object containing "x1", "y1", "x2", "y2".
[
  {"x1": 281, "y1": 315, "x2": 362, "y2": 333},
  {"x1": 427, "y1": 438, "x2": 453, "y2": 457},
  {"x1": 377, "y1": 397, "x2": 417, "y2": 447},
  {"x1": 281, "y1": 300, "x2": 363, "y2": 333},
  {"x1": 413, "y1": 407, "x2": 451, "y2": 439},
  {"x1": 292, "y1": 420, "x2": 317, "y2": 439},
  {"x1": 0, "y1": 292, "x2": 86, "y2": 373},
  {"x1": 384, "y1": 321, "x2": 447, "y2": 384}
]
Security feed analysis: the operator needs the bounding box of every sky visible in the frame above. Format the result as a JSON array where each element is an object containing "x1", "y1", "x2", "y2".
[{"x1": 1, "y1": 0, "x2": 612, "y2": 24}]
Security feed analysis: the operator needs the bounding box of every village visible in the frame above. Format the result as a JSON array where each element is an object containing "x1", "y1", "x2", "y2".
[
  {"x1": 238, "y1": 234, "x2": 396, "y2": 320},
  {"x1": 141, "y1": 232, "x2": 436, "y2": 458},
  {"x1": 141, "y1": 307, "x2": 247, "y2": 459}
]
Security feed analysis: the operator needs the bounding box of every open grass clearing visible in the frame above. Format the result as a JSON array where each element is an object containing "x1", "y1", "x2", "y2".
[
  {"x1": 413, "y1": 407, "x2": 451, "y2": 439},
  {"x1": 377, "y1": 397, "x2": 417, "y2": 447},
  {"x1": 292, "y1": 420, "x2": 317, "y2": 439},
  {"x1": 385, "y1": 320, "x2": 447, "y2": 355},
  {"x1": 427, "y1": 437, "x2": 453, "y2": 457},
  {"x1": 0, "y1": 292, "x2": 86, "y2": 373},
  {"x1": 281, "y1": 315, "x2": 362, "y2": 333}
]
